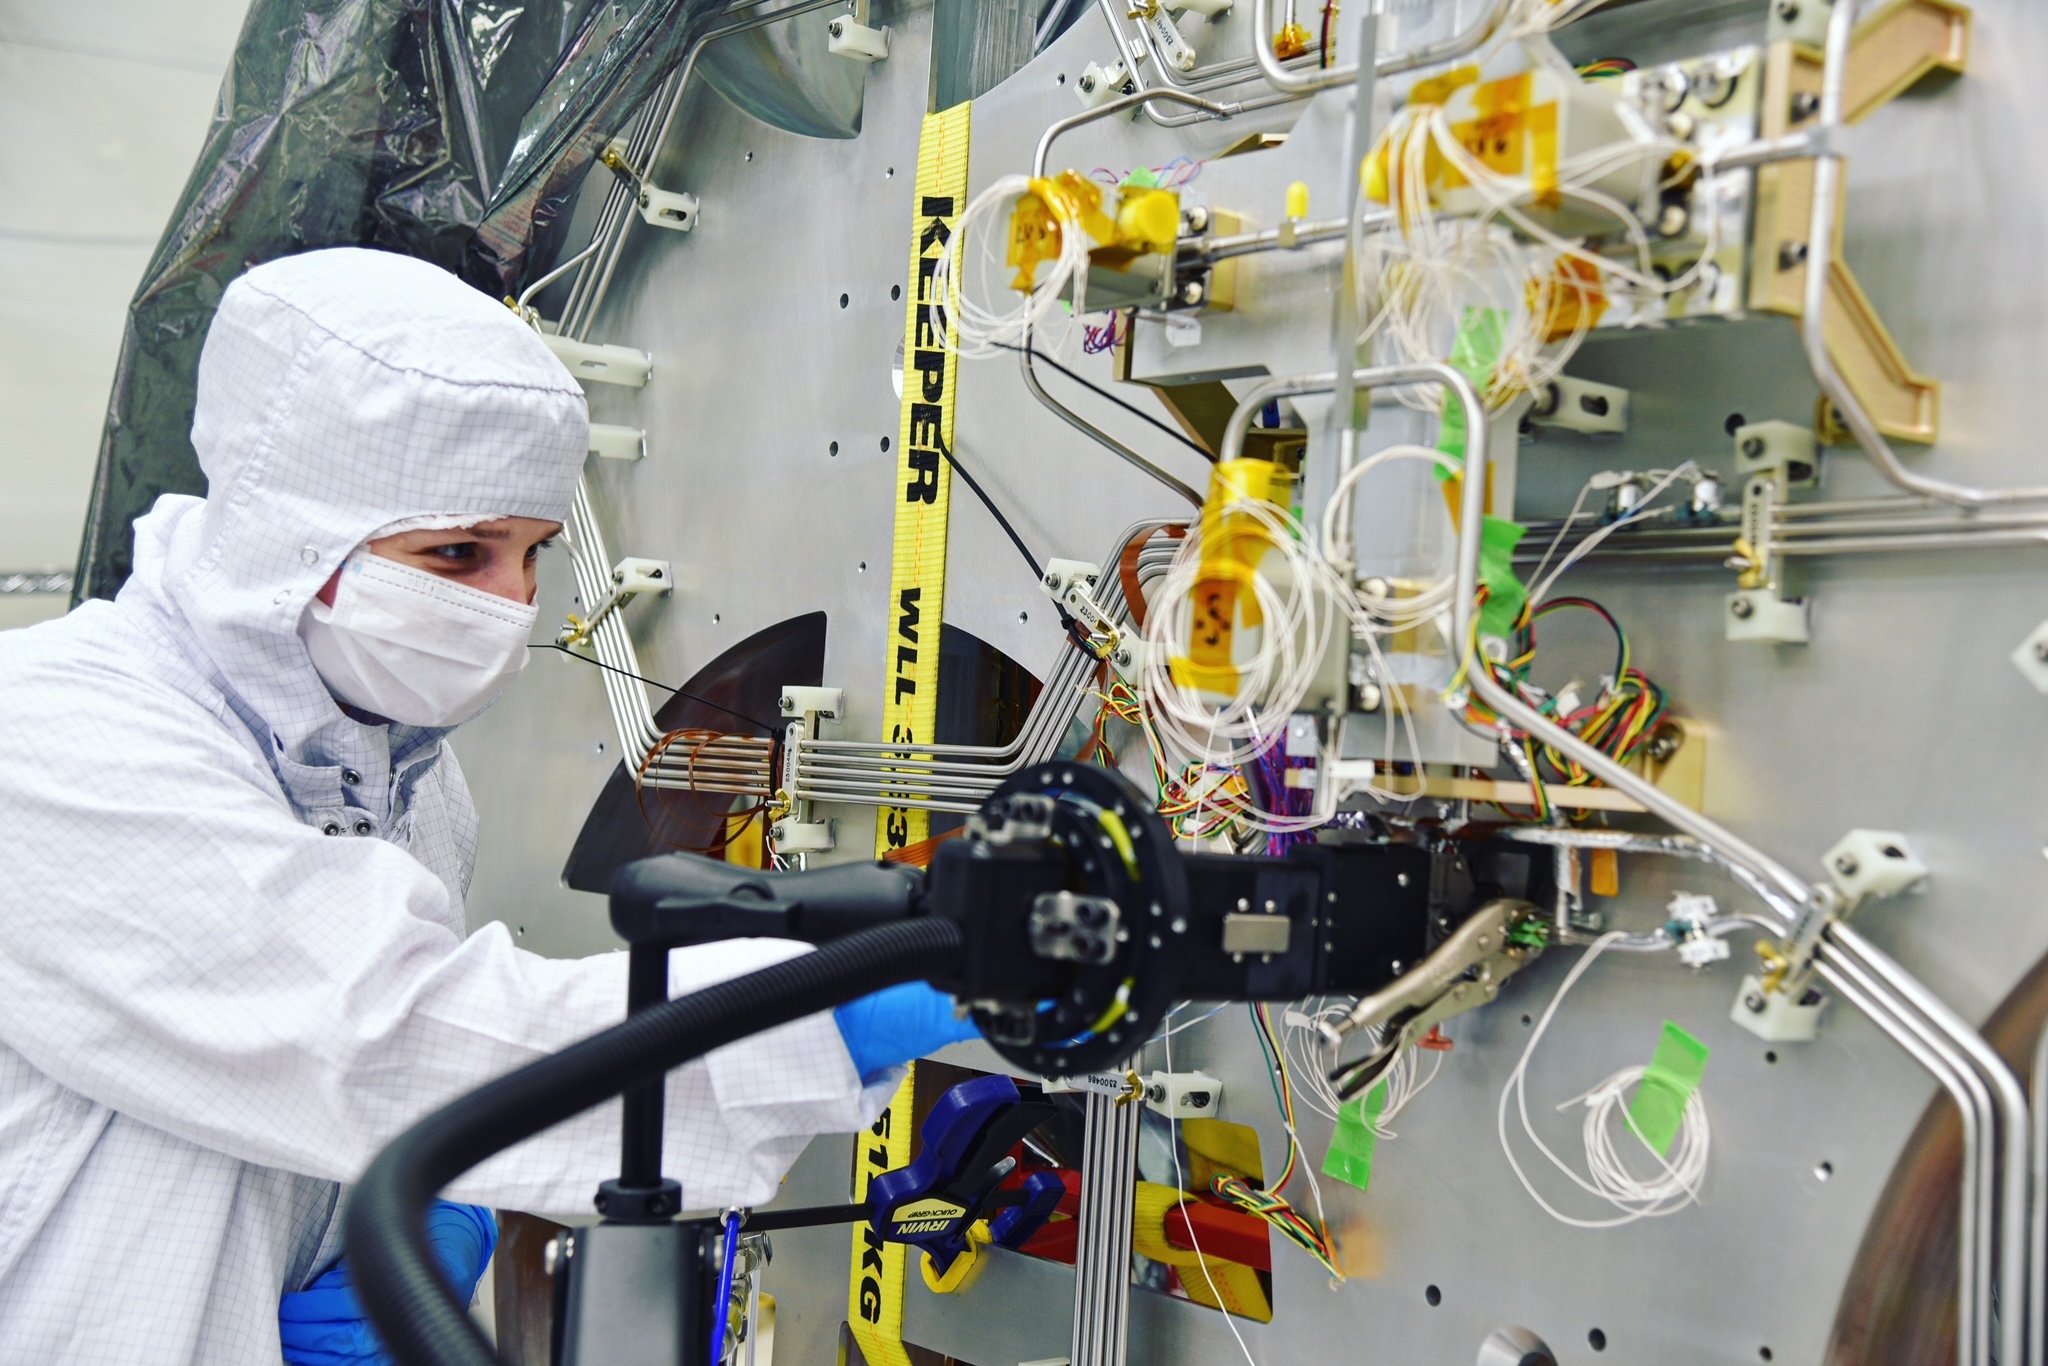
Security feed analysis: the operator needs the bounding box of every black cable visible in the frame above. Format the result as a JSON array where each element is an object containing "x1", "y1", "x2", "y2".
[
  {"x1": 934, "y1": 438, "x2": 1044, "y2": 583},
  {"x1": 993, "y1": 342, "x2": 1217, "y2": 463},
  {"x1": 346, "y1": 916, "x2": 966, "y2": 1366},
  {"x1": 528, "y1": 643, "x2": 782, "y2": 734}
]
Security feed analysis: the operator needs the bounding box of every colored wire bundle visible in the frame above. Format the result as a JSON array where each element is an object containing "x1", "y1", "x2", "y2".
[
  {"x1": 1465, "y1": 596, "x2": 1672, "y2": 800},
  {"x1": 1205, "y1": 1003, "x2": 1346, "y2": 1279},
  {"x1": 1208, "y1": 1173, "x2": 1344, "y2": 1279},
  {"x1": 1498, "y1": 933, "x2": 1712, "y2": 1228}
]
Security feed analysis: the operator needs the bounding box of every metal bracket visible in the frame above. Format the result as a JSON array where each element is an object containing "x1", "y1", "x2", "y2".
[
  {"x1": 774, "y1": 686, "x2": 847, "y2": 855},
  {"x1": 600, "y1": 139, "x2": 701, "y2": 234},
  {"x1": 557, "y1": 557, "x2": 672, "y2": 646},
  {"x1": 826, "y1": 13, "x2": 890, "y2": 60}
]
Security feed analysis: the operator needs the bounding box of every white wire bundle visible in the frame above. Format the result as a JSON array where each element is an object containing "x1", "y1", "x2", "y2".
[
  {"x1": 1314, "y1": 442, "x2": 1469, "y2": 801},
  {"x1": 928, "y1": 173, "x2": 1090, "y2": 359},
  {"x1": 1524, "y1": 460, "x2": 1701, "y2": 606},
  {"x1": 1498, "y1": 932, "x2": 1711, "y2": 1228},
  {"x1": 1282, "y1": 999, "x2": 1444, "y2": 1136},
  {"x1": 1355, "y1": 49, "x2": 1719, "y2": 416},
  {"x1": 1137, "y1": 496, "x2": 1349, "y2": 832}
]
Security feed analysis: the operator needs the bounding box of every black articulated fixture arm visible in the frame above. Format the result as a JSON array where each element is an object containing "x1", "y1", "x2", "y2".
[
  {"x1": 345, "y1": 917, "x2": 963, "y2": 1366},
  {"x1": 346, "y1": 764, "x2": 1552, "y2": 1365}
]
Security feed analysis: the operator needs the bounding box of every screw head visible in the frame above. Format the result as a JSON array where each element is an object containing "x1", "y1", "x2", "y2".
[
  {"x1": 2033, "y1": 639, "x2": 2048, "y2": 663},
  {"x1": 829, "y1": 17, "x2": 843, "y2": 33},
  {"x1": 1656, "y1": 201, "x2": 1690, "y2": 237},
  {"x1": 1731, "y1": 596, "x2": 1756, "y2": 619},
  {"x1": 1745, "y1": 991, "x2": 1768, "y2": 1013},
  {"x1": 1834, "y1": 853, "x2": 1860, "y2": 877},
  {"x1": 1775, "y1": 0, "x2": 1800, "y2": 19},
  {"x1": 1741, "y1": 435, "x2": 1765, "y2": 459},
  {"x1": 1791, "y1": 91, "x2": 1821, "y2": 121},
  {"x1": 1179, "y1": 279, "x2": 1205, "y2": 306}
]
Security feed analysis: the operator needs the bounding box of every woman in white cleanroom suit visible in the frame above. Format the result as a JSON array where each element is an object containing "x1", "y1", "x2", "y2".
[{"x1": 0, "y1": 247, "x2": 972, "y2": 1365}]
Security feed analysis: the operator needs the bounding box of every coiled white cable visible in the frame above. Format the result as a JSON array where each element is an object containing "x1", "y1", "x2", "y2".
[
  {"x1": 929, "y1": 173, "x2": 1089, "y2": 359},
  {"x1": 1139, "y1": 496, "x2": 1346, "y2": 776},
  {"x1": 1498, "y1": 932, "x2": 1710, "y2": 1228}
]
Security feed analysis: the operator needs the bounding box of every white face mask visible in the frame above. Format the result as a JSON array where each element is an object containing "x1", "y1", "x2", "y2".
[{"x1": 298, "y1": 550, "x2": 537, "y2": 727}]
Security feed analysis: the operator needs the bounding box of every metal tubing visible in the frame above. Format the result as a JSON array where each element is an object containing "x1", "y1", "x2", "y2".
[
  {"x1": 1251, "y1": 0, "x2": 1511, "y2": 97},
  {"x1": 1817, "y1": 954, "x2": 1988, "y2": 1366},
  {"x1": 1829, "y1": 922, "x2": 2031, "y2": 1366},
  {"x1": 1446, "y1": 364, "x2": 1818, "y2": 910},
  {"x1": 1799, "y1": 0, "x2": 2048, "y2": 508},
  {"x1": 561, "y1": 0, "x2": 853, "y2": 339},
  {"x1": 2034, "y1": 1021, "x2": 2048, "y2": 1366},
  {"x1": 1195, "y1": 216, "x2": 1350, "y2": 261}
]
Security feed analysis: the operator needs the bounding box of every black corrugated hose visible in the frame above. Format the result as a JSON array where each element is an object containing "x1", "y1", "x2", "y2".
[{"x1": 344, "y1": 917, "x2": 966, "y2": 1366}]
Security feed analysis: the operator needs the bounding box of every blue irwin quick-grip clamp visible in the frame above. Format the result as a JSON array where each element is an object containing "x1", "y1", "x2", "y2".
[{"x1": 867, "y1": 1075, "x2": 1066, "y2": 1277}]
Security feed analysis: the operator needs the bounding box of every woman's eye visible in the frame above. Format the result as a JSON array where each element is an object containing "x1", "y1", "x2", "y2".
[{"x1": 430, "y1": 543, "x2": 478, "y2": 562}]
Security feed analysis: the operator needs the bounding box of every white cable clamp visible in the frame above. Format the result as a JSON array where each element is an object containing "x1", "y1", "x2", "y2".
[
  {"x1": 558, "y1": 558, "x2": 672, "y2": 646},
  {"x1": 826, "y1": 14, "x2": 890, "y2": 60}
]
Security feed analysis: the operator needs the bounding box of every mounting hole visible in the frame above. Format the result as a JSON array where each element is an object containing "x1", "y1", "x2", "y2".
[
  {"x1": 891, "y1": 284, "x2": 902, "y2": 301},
  {"x1": 1056, "y1": 72, "x2": 1067, "y2": 85},
  {"x1": 1765, "y1": 1050, "x2": 1779, "y2": 1064},
  {"x1": 829, "y1": 440, "x2": 840, "y2": 456},
  {"x1": 516, "y1": 925, "x2": 525, "y2": 936},
  {"x1": 1815, "y1": 1160, "x2": 1833, "y2": 1181},
  {"x1": 885, "y1": 166, "x2": 895, "y2": 178},
  {"x1": 858, "y1": 560, "x2": 868, "y2": 573},
  {"x1": 1588, "y1": 1328, "x2": 1607, "y2": 1352},
  {"x1": 1521, "y1": 1014, "x2": 1533, "y2": 1027},
  {"x1": 743, "y1": 150, "x2": 754, "y2": 162},
  {"x1": 1724, "y1": 411, "x2": 1747, "y2": 435},
  {"x1": 1759, "y1": 1349, "x2": 1774, "y2": 1362},
  {"x1": 712, "y1": 613, "x2": 722, "y2": 624},
  {"x1": 880, "y1": 436, "x2": 891, "y2": 452},
  {"x1": 1018, "y1": 610, "x2": 1030, "y2": 625},
  {"x1": 1424, "y1": 1285, "x2": 1442, "y2": 1308}
]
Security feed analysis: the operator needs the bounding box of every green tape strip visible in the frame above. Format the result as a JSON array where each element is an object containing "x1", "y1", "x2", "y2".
[
  {"x1": 1477, "y1": 516, "x2": 1529, "y2": 638},
  {"x1": 1321, "y1": 1083, "x2": 1389, "y2": 1192},
  {"x1": 1435, "y1": 306, "x2": 1506, "y2": 463},
  {"x1": 1628, "y1": 1021, "x2": 1711, "y2": 1156}
]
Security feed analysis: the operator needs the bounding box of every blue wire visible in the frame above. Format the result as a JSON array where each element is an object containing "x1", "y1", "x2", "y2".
[{"x1": 709, "y1": 1211, "x2": 742, "y2": 1364}]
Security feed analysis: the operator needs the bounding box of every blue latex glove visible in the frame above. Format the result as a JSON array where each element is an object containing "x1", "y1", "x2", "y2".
[
  {"x1": 835, "y1": 982, "x2": 980, "y2": 1081},
  {"x1": 280, "y1": 1201, "x2": 497, "y2": 1366}
]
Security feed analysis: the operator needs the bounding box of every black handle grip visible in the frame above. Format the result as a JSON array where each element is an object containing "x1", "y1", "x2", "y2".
[{"x1": 609, "y1": 854, "x2": 926, "y2": 950}]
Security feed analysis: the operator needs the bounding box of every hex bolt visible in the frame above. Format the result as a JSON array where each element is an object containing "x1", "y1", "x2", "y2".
[{"x1": 1730, "y1": 597, "x2": 1756, "y2": 619}]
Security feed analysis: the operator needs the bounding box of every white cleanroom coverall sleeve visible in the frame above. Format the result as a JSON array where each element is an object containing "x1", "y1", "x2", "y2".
[{"x1": 0, "y1": 646, "x2": 875, "y2": 1219}]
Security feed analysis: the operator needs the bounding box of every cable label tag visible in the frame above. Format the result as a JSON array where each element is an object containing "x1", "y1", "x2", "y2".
[
  {"x1": 1628, "y1": 1020, "x2": 1710, "y2": 1155},
  {"x1": 847, "y1": 1067, "x2": 917, "y2": 1366},
  {"x1": 877, "y1": 102, "x2": 972, "y2": 855}
]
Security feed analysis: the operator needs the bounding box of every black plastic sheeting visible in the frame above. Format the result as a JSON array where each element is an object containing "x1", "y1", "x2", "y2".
[{"x1": 75, "y1": 0, "x2": 730, "y2": 602}]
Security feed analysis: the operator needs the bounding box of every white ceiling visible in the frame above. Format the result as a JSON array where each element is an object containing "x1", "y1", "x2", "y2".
[{"x1": 0, "y1": 0, "x2": 249, "y2": 627}]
